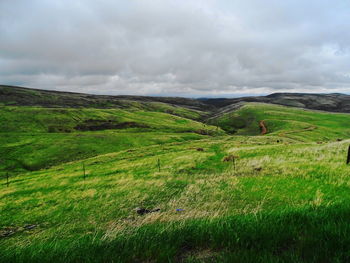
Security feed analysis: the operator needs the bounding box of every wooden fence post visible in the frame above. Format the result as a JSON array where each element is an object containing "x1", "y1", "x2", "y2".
[
  {"x1": 83, "y1": 163, "x2": 86, "y2": 180},
  {"x1": 347, "y1": 145, "x2": 350, "y2": 165},
  {"x1": 6, "y1": 172, "x2": 9, "y2": 187}
]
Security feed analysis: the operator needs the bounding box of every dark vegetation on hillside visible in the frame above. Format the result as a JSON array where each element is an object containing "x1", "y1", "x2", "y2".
[
  {"x1": 1, "y1": 85, "x2": 350, "y2": 114},
  {"x1": 0, "y1": 85, "x2": 213, "y2": 113},
  {"x1": 74, "y1": 120, "x2": 150, "y2": 131},
  {"x1": 201, "y1": 92, "x2": 350, "y2": 113}
]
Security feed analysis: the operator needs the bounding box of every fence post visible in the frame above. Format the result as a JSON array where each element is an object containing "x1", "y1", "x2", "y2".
[
  {"x1": 347, "y1": 145, "x2": 350, "y2": 165},
  {"x1": 83, "y1": 163, "x2": 86, "y2": 180},
  {"x1": 157, "y1": 158, "x2": 161, "y2": 172},
  {"x1": 6, "y1": 172, "x2": 9, "y2": 187}
]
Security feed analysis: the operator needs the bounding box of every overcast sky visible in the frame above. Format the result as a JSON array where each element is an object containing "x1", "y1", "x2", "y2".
[{"x1": 1, "y1": 0, "x2": 350, "y2": 97}]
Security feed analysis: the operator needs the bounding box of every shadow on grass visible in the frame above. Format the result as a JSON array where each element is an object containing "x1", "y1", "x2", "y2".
[{"x1": 2, "y1": 204, "x2": 349, "y2": 263}]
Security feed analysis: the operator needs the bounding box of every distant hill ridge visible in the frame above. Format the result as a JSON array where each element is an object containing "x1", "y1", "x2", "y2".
[
  {"x1": 1, "y1": 84, "x2": 350, "y2": 113},
  {"x1": 200, "y1": 92, "x2": 350, "y2": 113}
]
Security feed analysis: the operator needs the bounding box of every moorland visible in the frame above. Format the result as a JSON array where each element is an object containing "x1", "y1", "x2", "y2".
[{"x1": 1, "y1": 85, "x2": 350, "y2": 262}]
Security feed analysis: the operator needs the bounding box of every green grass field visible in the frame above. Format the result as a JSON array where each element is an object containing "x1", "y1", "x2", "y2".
[
  {"x1": 1, "y1": 103, "x2": 350, "y2": 262},
  {"x1": 0, "y1": 106, "x2": 221, "y2": 174}
]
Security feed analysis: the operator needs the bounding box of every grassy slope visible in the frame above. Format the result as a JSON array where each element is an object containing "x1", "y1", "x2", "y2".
[
  {"x1": 0, "y1": 105, "x2": 206, "y2": 133},
  {"x1": 211, "y1": 103, "x2": 350, "y2": 141},
  {"x1": 0, "y1": 106, "x2": 221, "y2": 174},
  {"x1": 1, "y1": 103, "x2": 350, "y2": 262}
]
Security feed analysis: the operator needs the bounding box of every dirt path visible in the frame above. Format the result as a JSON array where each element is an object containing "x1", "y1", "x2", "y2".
[
  {"x1": 259, "y1": 120, "x2": 267, "y2": 135},
  {"x1": 258, "y1": 120, "x2": 317, "y2": 137}
]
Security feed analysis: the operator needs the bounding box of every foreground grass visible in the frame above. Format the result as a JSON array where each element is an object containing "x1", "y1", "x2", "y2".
[
  {"x1": 1, "y1": 135, "x2": 350, "y2": 262},
  {"x1": 3, "y1": 205, "x2": 350, "y2": 263}
]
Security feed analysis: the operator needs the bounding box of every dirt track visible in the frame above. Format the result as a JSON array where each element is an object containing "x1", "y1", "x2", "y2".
[{"x1": 259, "y1": 120, "x2": 267, "y2": 135}]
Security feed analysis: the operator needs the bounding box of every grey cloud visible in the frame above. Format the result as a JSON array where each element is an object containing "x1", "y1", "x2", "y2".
[{"x1": 0, "y1": 0, "x2": 350, "y2": 96}]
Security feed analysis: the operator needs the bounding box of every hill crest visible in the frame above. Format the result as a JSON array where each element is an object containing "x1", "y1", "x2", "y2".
[{"x1": 1, "y1": 84, "x2": 350, "y2": 113}]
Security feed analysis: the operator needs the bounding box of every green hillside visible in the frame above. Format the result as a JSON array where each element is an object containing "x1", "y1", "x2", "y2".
[
  {"x1": 0, "y1": 106, "x2": 222, "y2": 174},
  {"x1": 0, "y1": 85, "x2": 211, "y2": 118},
  {"x1": 210, "y1": 103, "x2": 350, "y2": 141},
  {"x1": 1, "y1": 102, "x2": 350, "y2": 262}
]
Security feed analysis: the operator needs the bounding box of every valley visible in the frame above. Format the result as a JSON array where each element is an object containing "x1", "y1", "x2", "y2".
[{"x1": 1, "y1": 86, "x2": 350, "y2": 262}]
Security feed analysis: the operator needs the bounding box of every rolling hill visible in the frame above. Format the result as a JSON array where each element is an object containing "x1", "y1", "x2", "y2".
[
  {"x1": 0, "y1": 85, "x2": 211, "y2": 114},
  {"x1": 202, "y1": 92, "x2": 350, "y2": 113},
  {"x1": 209, "y1": 103, "x2": 350, "y2": 141},
  {"x1": 2, "y1": 85, "x2": 350, "y2": 114},
  {"x1": 1, "y1": 85, "x2": 350, "y2": 262}
]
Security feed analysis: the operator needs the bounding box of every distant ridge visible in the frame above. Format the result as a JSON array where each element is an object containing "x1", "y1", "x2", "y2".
[
  {"x1": 201, "y1": 92, "x2": 350, "y2": 113},
  {"x1": 0, "y1": 85, "x2": 211, "y2": 111},
  {"x1": 1, "y1": 84, "x2": 350, "y2": 113}
]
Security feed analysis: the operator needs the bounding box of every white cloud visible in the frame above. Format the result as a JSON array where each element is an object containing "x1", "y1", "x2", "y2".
[{"x1": 0, "y1": 0, "x2": 350, "y2": 96}]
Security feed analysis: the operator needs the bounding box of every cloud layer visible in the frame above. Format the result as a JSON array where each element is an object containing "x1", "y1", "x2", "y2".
[{"x1": 1, "y1": 0, "x2": 350, "y2": 96}]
